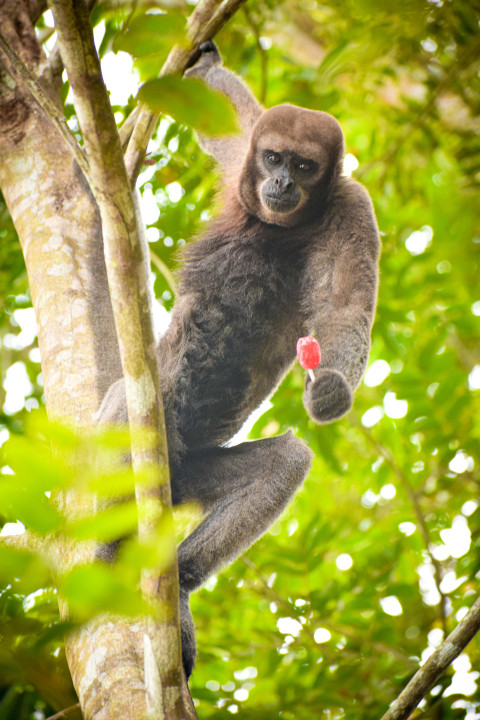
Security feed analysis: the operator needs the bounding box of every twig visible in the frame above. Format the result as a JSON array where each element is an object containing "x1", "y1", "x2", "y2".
[
  {"x1": 0, "y1": 31, "x2": 90, "y2": 182},
  {"x1": 380, "y1": 596, "x2": 480, "y2": 720},
  {"x1": 123, "y1": 0, "x2": 248, "y2": 184},
  {"x1": 150, "y1": 249, "x2": 178, "y2": 295},
  {"x1": 46, "y1": 703, "x2": 81, "y2": 720}
]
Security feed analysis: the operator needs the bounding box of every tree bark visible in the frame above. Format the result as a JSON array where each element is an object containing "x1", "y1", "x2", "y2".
[
  {"x1": 0, "y1": 2, "x2": 185, "y2": 717},
  {"x1": 0, "y1": 2, "x2": 124, "y2": 717},
  {"x1": 0, "y1": 0, "x2": 121, "y2": 423}
]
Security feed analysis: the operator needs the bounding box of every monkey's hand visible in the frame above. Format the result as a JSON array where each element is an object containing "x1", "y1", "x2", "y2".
[
  {"x1": 303, "y1": 368, "x2": 352, "y2": 424},
  {"x1": 185, "y1": 40, "x2": 222, "y2": 78}
]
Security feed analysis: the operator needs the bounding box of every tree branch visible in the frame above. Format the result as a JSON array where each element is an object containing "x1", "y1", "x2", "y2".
[
  {"x1": 47, "y1": 0, "x2": 193, "y2": 716},
  {"x1": 41, "y1": 0, "x2": 97, "y2": 80},
  {"x1": 150, "y1": 248, "x2": 178, "y2": 295},
  {"x1": 380, "y1": 596, "x2": 480, "y2": 720},
  {"x1": 122, "y1": 0, "x2": 248, "y2": 184},
  {"x1": 0, "y1": 31, "x2": 90, "y2": 182},
  {"x1": 46, "y1": 703, "x2": 81, "y2": 720}
]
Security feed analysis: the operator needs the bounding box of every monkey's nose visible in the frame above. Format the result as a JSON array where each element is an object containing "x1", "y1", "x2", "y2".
[{"x1": 275, "y1": 177, "x2": 293, "y2": 191}]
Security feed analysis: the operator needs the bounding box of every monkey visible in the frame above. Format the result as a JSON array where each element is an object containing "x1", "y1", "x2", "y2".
[{"x1": 97, "y1": 42, "x2": 380, "y2": 678}]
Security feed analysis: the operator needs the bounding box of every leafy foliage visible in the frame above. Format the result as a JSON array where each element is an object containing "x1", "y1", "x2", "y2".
[
  {"x1": 1, "y1": 0, "x2": 480, "y2": 718},
  {"x1": 138, "y1": 76, "x2": 239, "y2": 136}
]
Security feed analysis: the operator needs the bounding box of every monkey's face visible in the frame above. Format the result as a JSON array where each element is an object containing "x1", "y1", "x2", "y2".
[
  {"x1": 259, "y1": 149, "x2": 316, "y2": 219},
  {"x1": 239, "y1": 105, "x2": 345, "y2": 228}
]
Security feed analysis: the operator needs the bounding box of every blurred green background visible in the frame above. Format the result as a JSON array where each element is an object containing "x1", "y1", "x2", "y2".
[{"x1": 0, "y1": 0, "x2": 479, "y2": 718}]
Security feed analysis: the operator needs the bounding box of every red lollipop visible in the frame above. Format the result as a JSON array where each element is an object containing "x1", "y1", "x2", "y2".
[{"x1": 296, "y1": 336, "x2": 321, "y2": 380}]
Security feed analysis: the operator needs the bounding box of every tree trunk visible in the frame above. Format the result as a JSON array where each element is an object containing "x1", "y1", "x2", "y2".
[{"x1": 0, "y1": 2, "x2": 195, "y2": 717}]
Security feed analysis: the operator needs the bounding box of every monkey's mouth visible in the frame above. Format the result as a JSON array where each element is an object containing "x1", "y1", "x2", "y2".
[{"x1": 263, "y1": 193, "x2": 300, "y2": 214}]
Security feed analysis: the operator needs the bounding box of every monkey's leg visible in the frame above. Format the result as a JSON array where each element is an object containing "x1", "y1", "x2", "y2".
[
  {"x1": 174, "y1": 431, "x2": 313, "y2": 593},
  {"x1": 174, "y1": 431, "x2": 312, "y2": 676}
]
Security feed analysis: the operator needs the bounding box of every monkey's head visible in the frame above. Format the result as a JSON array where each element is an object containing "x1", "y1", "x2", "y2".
[{"x1": 239, "y1": 105, "x2": 345, "y2": 228}]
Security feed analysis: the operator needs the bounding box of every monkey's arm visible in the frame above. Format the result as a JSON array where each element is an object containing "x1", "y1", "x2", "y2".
[
  {"x1": 303, "y1": 188, "x2": 380, "y2": 423},
  {"x1": 185, "y1": 42, "x2": 262, "y2": 170}
]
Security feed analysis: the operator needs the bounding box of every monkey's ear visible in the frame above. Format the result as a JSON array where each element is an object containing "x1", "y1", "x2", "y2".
[{"x1": 185, "y1": 41, "x2": 222, "y2": 75}]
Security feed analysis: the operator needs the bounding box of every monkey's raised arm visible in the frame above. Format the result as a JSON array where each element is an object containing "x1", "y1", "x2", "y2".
[
  {"x1": 185, "y1": 42, "x2": 262, "y2": 171},
  {"x1": 303, "y1": 185, "x2": 380, "y2": 424}
]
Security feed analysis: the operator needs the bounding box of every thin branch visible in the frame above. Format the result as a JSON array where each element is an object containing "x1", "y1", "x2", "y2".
[
  {"x1": 380, "y1": 596, "x2": 480, "y2": 720},
  {"x1": 36, "y1": 26, "x2": 56, "y2": 44},
  {"x1": 42, "y1": 0, "x2": 97, "y2": 79},
  {"x1": 351, "y1": 414, "x2": 449, "y2": 635},
  {"x1": 0, "y1": 531, "x2": 50, "y2": 554},
  {"x1": 123, "y1": 0, "x2": 248, "y2": 184},
  {"x1": 46, "y1": 703, "x2": 81, "y2": 720},
  {"x1": 119, "y1": 105, "x2": 138, "y2": 149},
  {"x1": 0, "y1": 31, "x2": 90, "y2": 182},
  {"x1": 150, "y1": 249, "x2": 178, "y2": 295}
]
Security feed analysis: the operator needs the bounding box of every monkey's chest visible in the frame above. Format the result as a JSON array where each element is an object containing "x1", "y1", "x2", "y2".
[
  {"x1": 188, "y1": 267, "x2": 297, "y2": 387},
  {"x1": 176, "y1": 243, "x2": 303, "y2": 445}
]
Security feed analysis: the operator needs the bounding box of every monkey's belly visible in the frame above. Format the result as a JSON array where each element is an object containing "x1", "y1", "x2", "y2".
[
  {"x1": 174, "y1": 355, "x2": 258, "y2": 449},
  {"x1": 172, "y1": 318, "x2": 295, "y2": 450}
]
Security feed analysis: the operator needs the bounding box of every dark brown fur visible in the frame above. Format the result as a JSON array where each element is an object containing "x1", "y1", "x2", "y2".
[{"x1": 98, "y1": 44, "x2": 380, "y2": 677}]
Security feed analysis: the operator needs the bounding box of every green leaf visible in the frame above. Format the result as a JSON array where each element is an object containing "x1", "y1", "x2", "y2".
[
  {"x1": 0, "y1": 481, "x2": 62, "y2": 534},
  {"x1": 67, "y1": 501, "x2": 138, "y2": 541},
  {"x1": 138, "y1": 76, "x2": 239, "y2": 136},
  {"x1": 113, "y1": 13, "x2": 186, "y2": 58},
  {"x1": 0, "y1": 545, "x2": 36, "y2": 581},
  {"x1": 4, "y1": 435, "x2": 71, "y2": 491},
  {"x1": 60, "y1": 564, "x2": 147, "y2": 618},
  {"x1": 118, "y1": 534, "x2": 173, "y2": 575},
  {"x1": 86, "y1": 467, "x2": 136, "y2": 498},
  {"x1": 0, "y1": 546, "x2": 51, "y2": 592}
]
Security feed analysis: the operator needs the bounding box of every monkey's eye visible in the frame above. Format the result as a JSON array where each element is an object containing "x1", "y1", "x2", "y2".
[
  {"x1": 265, "y1": 151, "x2": 281, "y2": 165},
  {"x1": 297, "y1": 161, "x2": 315, "y2": 173}
]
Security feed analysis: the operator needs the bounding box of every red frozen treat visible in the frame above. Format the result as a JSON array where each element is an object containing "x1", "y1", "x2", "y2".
[{"x1": 296, "y1": 336, "x2": 321, "y2": 370}]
